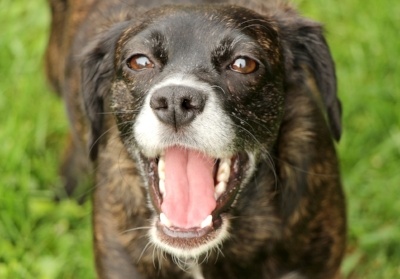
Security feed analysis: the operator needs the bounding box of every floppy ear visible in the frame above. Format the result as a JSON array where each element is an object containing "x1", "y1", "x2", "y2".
[
  {"x1": 280, "y1": 17, "x2": 342, "y2": 141},
  {"x1": 81, "y1": 23, "x2": 129, "y2": 161}
]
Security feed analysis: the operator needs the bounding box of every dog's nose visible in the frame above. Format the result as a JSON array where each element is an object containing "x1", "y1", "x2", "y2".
[{"x1": 150, "y1": 86, "x2": 206, "y2": 128}]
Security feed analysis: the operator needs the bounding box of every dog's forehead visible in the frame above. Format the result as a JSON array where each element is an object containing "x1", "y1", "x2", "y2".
[
  {"x1": 145, "y1": 5, "x2": 269, "y2": 32},
  {"x1": 121, "y1": 5, "x2": 279, "y2": 54}
]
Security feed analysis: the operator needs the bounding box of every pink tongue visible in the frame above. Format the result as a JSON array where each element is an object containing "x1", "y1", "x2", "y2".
[{"x1": 161, "y1": 147, "x2": 216, "y2": 229}]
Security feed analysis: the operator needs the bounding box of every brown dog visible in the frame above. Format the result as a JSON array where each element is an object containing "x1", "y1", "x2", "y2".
[{"x1": 45, "y1": 0, "x2": 346, "y2": 278}]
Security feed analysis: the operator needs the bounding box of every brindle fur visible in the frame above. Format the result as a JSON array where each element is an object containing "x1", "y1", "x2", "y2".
[{"x1": 45, "y1": 0, "x2": 346, "y2": 278}]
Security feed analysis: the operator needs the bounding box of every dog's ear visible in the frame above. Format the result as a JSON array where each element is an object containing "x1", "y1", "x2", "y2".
[
  {"x1": 280, "y1": 16, "x2": 342, "y2": 141},
  {"x1": 81, "y1": 23, "x2": 129, "y2": 161}
]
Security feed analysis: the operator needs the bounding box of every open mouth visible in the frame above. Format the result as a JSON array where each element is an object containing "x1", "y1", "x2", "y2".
[{"x1": 142, "y1": 146, "x2": 249, "y2": 252}]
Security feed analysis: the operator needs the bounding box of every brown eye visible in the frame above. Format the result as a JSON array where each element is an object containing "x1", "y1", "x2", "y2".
[
  {"x1": 127, "y1": 54, "x2": 154, "y2": 71},
  {"x1": 230, "y1": 57, "x2": 258, "y2": 74}
]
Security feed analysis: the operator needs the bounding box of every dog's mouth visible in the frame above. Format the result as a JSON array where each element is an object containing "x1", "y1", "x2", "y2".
[{"x1": 143, "y1": 146, "x2": 250, "y2": 256}]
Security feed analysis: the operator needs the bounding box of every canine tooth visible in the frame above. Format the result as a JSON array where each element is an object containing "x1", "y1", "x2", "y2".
[
  {"x1": 160, "y1": 213, "x2": 172, "y2": 227},
  {"x1": 159, "y1": 179, "x2": 166, "y2": 197},
  {"x1": 221, "y1": 157, "x2": 232, "y2": 167},
  {"x1": 214, "y1": 181, "x2": 227, "y2": 200},
  {"x1": 200, "y1": 215, "x2": 213, "y2": 228},
  {"x1": 217, "y1": 159, "x2": 231, "y2": 183},
  {"x1": 158, "y1": 156, "x2": 165, "y2": 180}
]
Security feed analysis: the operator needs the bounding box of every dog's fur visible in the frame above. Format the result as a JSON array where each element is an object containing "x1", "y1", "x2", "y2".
[{"x1": 45, "y1": 0, "x2": 346, "y2": 278}]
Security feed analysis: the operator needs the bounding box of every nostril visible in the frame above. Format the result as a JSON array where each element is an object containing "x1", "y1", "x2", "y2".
[
  {"x1": 151, "y1": 96, "x2": 168, "y2": 110},
  {"x1": 181, "y1": 98, "x2": 195, "y2": 111},
  {"x1": 157, "y1": 97, "x2": 168, "y2": 110}
]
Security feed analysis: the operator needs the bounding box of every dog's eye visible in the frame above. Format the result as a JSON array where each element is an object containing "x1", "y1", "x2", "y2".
[
  {"x1": 230, "y1": 57, "x2": 258, "y2": 74},
  {"x1": 127, "y1": 54, "x2": 154, "y2": 71}
]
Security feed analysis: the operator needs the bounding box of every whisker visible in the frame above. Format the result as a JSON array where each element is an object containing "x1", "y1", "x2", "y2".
[
  {"x1": 151, "y1": 244, "x2": 157, "y2": 269},
  {"x1": 137, "y1": 241, "x2": 154, "y2": 263},
  {"x1": 120, "y1": 226, "x2": 152, "y2": 234},
  {"x1": 228, "y1": 113, "x2": 280, "y2": 188},
  {"x1": 88, "y1": 126, "x2": 115, "y2": 157},
  {"x1": 97, "y1": 108, "x2": 140, "y2": 115},
  {"x1": 236, "y1": 18, "x2": 276, "y2": 35},
  {"x1": 272, "y1": 155, "x2": 340, "y2": 178},
  {"x1": 215, "y1": 244, "x2": 224, "y2": 263},
  {"x1": 229, "y1": 114, "x2": 265, "y2": 150},
  {"x1": 211, "y1": 85, "x2": 227, "y2": 95}
]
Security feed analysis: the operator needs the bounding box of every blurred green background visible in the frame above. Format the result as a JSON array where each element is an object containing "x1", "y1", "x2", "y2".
[{"x1": 0, "y1": 0, "x2": 399, "y2": 278}]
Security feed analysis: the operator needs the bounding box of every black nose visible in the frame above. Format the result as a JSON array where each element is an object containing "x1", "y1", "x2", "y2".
[{"x1": 150, "y1": 86, "x2": 207, "y2": 128}]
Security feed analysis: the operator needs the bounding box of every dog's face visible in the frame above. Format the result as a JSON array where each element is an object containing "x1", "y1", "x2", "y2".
[
  {"x1": 82, "y1": 4, "x2": 340, "y2": 262},
  {"x1": 111, "y1": 6, "x2": 284, "y2": 258}
]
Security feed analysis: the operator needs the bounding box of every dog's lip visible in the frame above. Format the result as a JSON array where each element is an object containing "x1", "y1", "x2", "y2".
[
  {"x1": 144, "y1": 151, "x2": 249, "y2": 235},
  {"x1": 156, "y1": 215, "x2": 223, "y2": 239}
]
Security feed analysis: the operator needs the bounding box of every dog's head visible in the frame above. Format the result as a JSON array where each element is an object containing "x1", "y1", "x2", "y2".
[{"x1": 82, "y1": 4, "x2": 341, "y2": 260}]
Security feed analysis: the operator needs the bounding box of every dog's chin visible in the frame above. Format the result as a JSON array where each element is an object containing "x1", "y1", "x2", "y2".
[
  {"x1": 140, "y1": 149, "x2": 253, "y2": 260},
  {"x1": 149, "y1": 214, "x2": 231, "y2": 260}
]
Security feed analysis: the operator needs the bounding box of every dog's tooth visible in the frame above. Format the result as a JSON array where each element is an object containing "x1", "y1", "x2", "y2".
[
  {"x1": 158, "y1": 156, "x2": 166, "y2": 196},
  {"x1": 200, "y1": 215, "x2": 213, "y2": 229},
  {"x1": 217, "y1": 159, "x2": 231, "y2": 183},
  {"x1": 214, "y1": 181, "x2": 227, "y2": 200},
  {"x1": 160, "y1": 213, "x2": 172, "y2": 227},
  {"x1": 223, "y1": 157, "x2": 232, "y2": 167},
  {"x1": 158, "y1": 156, "x2": 165, "y2": 180},
  {"x1": 217, "y1": 170, "x2": 229, "y2": 183},
  {"x1": 159, "y1": 179, "x2": 166, "y2": 197}
]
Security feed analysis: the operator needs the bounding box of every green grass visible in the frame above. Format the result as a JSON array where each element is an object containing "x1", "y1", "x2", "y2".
[
  {"x1": 294, "y1": 1, "x2": 400, "y2": 277},
  {"x1": 0, "y1": 0, "x2": 94, "y2": 278},
  {"x1": 0, "y1": 0, "x2": 399, "y2": 278}
]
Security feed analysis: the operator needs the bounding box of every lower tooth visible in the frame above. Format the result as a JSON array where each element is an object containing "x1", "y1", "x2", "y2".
[
  {"x1": 200, "y1": 215, "x2": 213, "y2": 228},
  {"x1": 160, "y1": 213, "x2": 172, "y2": 227}
]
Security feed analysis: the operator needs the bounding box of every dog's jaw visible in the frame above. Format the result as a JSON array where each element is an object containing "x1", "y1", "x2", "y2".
[{"x1": 144, "y1": 152, "x2": 256, "y2": 260}]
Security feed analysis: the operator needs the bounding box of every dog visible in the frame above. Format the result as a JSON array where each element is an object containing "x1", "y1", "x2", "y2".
[{"x1": 45, "y1": 0, "x2": 346, "y2": 278}]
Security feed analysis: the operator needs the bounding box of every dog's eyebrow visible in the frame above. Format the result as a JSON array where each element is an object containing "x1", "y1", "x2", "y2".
[
  {"x1": 149, "y1": 31, "x2": 168, "y2": 64},
  {"x1": 211, "y1": 37, "x2": 235, "y2": 67}
]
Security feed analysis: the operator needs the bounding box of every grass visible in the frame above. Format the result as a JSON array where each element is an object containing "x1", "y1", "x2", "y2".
[
  {"x1": 0, "y1": 0, "x2": 94, "y2": 278},
  {"x1": 0, "y1": 0, "x2": 399, "y2": 278},
  {"x1": 294, "y1": 0, "x2": 400, "y2": 277}
]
